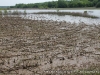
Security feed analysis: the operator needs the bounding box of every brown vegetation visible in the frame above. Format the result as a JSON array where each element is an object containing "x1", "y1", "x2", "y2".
[{"x1": 0, "y1": 14, "x2": 100, "y2": 75}]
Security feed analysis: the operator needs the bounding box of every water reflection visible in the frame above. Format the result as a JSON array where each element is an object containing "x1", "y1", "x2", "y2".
[
  {"x1": 7, "y1": 9, "x2": 100, "y2": 24},
  {"x1": 22, "y1": 13, "x2": 100, "y2": 25}
]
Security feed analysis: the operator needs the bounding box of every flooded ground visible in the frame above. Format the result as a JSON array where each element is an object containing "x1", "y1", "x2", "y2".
[
  {"x1": 5, "y1": 9, "x2": 100, "y2": 25},
  {"x1": 0, "y1": 15, "x2": 100, "y2": 75}
]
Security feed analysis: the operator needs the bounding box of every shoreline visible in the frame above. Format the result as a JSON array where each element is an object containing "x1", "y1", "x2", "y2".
[{"x1": 8, "y1": 7, "x2": 100, "y2": 10}]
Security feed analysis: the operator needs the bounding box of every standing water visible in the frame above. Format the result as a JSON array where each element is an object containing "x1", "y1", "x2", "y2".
[{"x1": 5, "y1": 9, "x2": 100, "y2": 25}]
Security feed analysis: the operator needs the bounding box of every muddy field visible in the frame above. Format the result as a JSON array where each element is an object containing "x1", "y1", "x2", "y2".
[{"x1": 0, "y1": 15, "x2": 100, "y2": 75}]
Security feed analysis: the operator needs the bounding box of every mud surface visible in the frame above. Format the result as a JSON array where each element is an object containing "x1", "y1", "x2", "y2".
[{"x1": 0, "y1": 16, "x2": 100, "y2": 75}]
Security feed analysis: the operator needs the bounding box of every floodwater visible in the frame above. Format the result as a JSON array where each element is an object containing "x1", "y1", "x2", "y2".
[{"x1": 6, "y1": 9, "x2": 100, "y2": 24}]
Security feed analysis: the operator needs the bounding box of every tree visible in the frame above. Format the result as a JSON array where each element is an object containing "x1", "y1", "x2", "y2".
[
  {"x1": 58, "y1": 0, "x2": 67, "y2": 8},
  {"x1": 48, "y1": 2, "x2": 53, "y2": 8},
  {"x1": 92, "y1": 0, "x2": 98, "y2": 6},
  {"x1": 96, "y1": 2, "x2": 100, "y2": 8},
  {"x1": 22, "y1": 4, "x2": 28, "y2": 8},
  {"x1": 10, "y1": 0, "x2": 99, "y2": 8},
  {"x1": 15, "y1": 4, "x2": 25, "y2": 8},
  {"x1": 33, "y1": 3, "x2": 40, "y2": 8},
  {"x1": 88, "y1": 0, "x2": 94, "y2": 2},
  {"x1": 67, "y1": 1, "x2": 74, "y2": 8},
  {"x1": 77, "y1": 2, "x2": 84, "y2": 7}
]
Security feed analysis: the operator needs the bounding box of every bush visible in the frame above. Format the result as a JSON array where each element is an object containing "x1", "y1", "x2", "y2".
[{"x1": 96, "y1": 2, "x2": 100, "y2": 8}]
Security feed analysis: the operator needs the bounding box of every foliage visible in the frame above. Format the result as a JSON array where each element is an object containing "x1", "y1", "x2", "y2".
[
  {"x1": 10, "y1": 0, "x2": 100, "y2": 8},
  {"x1": 58, "y1": 0, "x2": 67, "y2": 8},
  {"x1": 96, "y1": 2, "x2": 100, "y2": 8}
]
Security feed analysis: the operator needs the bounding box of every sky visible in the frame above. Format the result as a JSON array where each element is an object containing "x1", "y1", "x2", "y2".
[{"x1": 0, "y1": 0, "x2": 57, "y2": 6}]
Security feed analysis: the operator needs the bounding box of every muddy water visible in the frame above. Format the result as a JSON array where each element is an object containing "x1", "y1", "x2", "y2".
[{"x1": 7, "y1": 9, "x2": 100, "y2": 25}]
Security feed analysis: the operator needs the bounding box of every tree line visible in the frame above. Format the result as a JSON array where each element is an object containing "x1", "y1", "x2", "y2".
[{"x1": 10, "y1": 0, "x2": 100, "y2": 8}]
